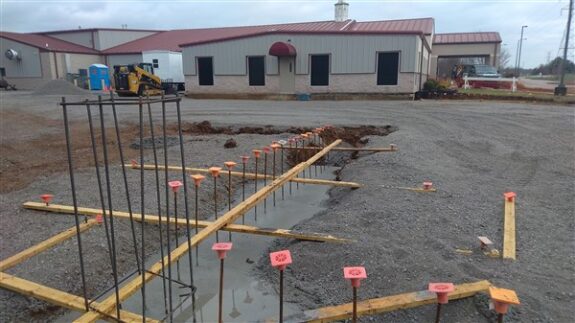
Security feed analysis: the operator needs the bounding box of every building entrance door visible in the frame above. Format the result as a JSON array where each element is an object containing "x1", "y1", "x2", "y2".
[{"x1": 278, "y1": 57, "x2": 295, "y2": 94}]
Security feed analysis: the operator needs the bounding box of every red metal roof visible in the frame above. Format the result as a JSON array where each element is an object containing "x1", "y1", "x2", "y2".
[
  {"x1": 433, "y1": 32, "x2": 501, "y2": 44},
  {"x1": 104, "y1": 18, "x2": 435, "y2": 54},
  {"x1": 0, "y1": 31, "x2": 99, "y2": 54}
]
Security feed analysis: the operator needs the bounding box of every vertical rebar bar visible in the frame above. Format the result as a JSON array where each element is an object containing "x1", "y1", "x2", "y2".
[
  {"x1": 272, "y1": 147, "x2": 276, "y2": 207},
  {"x1": 97, "y1": 96, "x2": 122, "y2": 320},
  {"x1": 497, "y1": 314, "x2": 503, "y2": 323},
  {"x1": 194, "y1": 182, "x2": 200, "y2": 266},
  {"x1": 241, "y1": 159, "x2": 246, "y2": 224},
  {"x1": 263, "y1": 150, "x2": 268, "y2": 213},
  {"x1": 279, "y1": 269, "x2": 284, "y2": 323},
  {"x1": 110, "y1": 94, "x2": 141, "y2": 273},
  {"x1": 137, "y1": 97, "x2": 146, "y2": 321},
  {"x1": 280, "y1": 143, "x2": 285, "y2": 200},
  {"x1": 61, "y1": 97, "x2": 89, "y2": 311},
  {"x1": 213, "y1": 175, "x2": 219, "y2": 242},
  {"x1": 352, "y1": 286, "x2": 357, "y2": 323},
  {"x1": 161, "y1": 94, "x2": 174, "y2": 322},
  {"x1": 294, "y1": 140, "x2": 299, "y2": 190},
  {"x1": 86, "y1": 103, "x2": 114, "y2": 278},
  {"x1": 227, "y1": 168, "x2": 232, "y2": 241},
  {"x1": 173, "y1": 192, "x2": 181, "y2": 281},
  {"x1": 434, "y1": 303, "x2": 442, "y2": 323},
  {"x1": 147, "y1": 99, "x2": 168, "y2": 313},
  {"x1": 218, "y1": 258, "x2": 225, "y2": 323},
  {"x1": 254, "y1": 155, "x2": 258, "y2": 221},
  {"x1": 175, "y1": 97, "x2": 195, "y2": 301}
]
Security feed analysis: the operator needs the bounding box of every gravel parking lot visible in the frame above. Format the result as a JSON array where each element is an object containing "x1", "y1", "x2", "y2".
[{"x1": 1, "y1": 92, "x2": 573, "y2": 322}]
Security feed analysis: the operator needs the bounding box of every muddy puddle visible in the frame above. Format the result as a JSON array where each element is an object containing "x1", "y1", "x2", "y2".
[{"x1": 58, "y1": 166, "x2": 337, "y2": 323}]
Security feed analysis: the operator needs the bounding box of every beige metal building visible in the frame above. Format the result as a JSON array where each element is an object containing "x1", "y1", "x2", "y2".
[{"x1": 0, "y1": 28, "x2": 158, "y2": 89}]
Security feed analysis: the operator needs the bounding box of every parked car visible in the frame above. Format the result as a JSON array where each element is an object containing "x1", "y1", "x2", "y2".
[{"x1": 452, "y1": 64, "x2": 501, "y2": 79}]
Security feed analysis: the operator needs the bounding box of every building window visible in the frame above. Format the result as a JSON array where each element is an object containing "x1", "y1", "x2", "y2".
[
  {"x1": 377, "y1": 52, "x2": 399, "y2": 85},
  {"x1": 197, "y1": 57, "x2": 214, "y2": 86},
  {"x1": 310, "y1": 55, "x2": 329, "y2": 86},
  {"x1": 248, "y1": 56, "x2": 265, "y2": 86},
  {"x1": 152, "y1": 59, "x2": 159, "y2": 68}
]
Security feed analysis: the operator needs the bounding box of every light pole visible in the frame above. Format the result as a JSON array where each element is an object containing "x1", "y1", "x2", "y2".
[
  {"x1": 556, "y1": 0, "x2": 573, "y2": 96},
  {"x1": 516, "y1": 25, "x2": 528, "y2": 76}
]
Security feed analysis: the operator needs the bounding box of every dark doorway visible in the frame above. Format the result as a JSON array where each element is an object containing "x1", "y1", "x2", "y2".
[
  {"x1": 377, "y1": 52, "x2": 399, "y2": 85},
  {"x1": 310, "y1": 54, "x2": 329, "y2": 86},
  {"x1": 248, "y1": 56, "x2": 265, "y2": 86},
  {"x1": 197, "y1": 57, "x2": 214, "y2": 86}
]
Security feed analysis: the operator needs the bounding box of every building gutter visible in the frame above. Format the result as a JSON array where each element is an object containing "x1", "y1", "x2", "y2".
[
  {"x1": 418, "y1": 35, "x2": 425, "y2": 91},
  {"x1": 53, "y1": 51, "x2": 59, "y2": 79}
]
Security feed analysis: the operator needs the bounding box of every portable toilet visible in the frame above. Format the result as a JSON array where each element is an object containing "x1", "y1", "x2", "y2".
[{"x1": 89, "y1": 64, "x2": 110, "y2": 90}]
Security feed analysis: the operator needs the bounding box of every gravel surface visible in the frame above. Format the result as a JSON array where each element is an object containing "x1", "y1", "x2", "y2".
[{"x1": 1, "y1": 93, "x2": 573, "y2": 322}]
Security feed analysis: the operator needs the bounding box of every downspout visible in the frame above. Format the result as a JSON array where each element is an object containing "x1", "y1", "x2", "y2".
[
  {"x1": 53, "y1": 51, "x2": 60, "y2": 79},
  {"x1": 418, "y1": 35, "x2": 424, "y2": 91}
]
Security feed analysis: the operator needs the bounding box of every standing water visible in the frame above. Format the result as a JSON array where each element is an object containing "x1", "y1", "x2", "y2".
[{"x1": 60, "y1": 166, "x2": 337, "y2": 322}]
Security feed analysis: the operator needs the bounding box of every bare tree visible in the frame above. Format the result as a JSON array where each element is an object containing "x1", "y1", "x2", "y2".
[{"x1": 499, "y1": 47, "x2": 512, "y2": 68}]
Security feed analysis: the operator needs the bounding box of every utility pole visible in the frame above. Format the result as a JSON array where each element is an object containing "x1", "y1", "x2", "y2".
[
  {"x1": 556, "y1": 0, "x2": 573, "y2": 95},
  {"x1": 516, "y1": 25, "x2": 528, "y2": 76}
]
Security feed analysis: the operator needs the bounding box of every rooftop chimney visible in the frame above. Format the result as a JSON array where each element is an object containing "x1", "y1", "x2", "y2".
[{"x1": 334, "y1": 0, "x2": 349, "y2": 22}]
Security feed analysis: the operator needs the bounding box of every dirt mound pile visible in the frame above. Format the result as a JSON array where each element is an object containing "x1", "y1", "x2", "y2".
[
  {"x1": 32, "y1": 79, "x2": 90, "y2": 96},
  {"x1": 286, "y1": 125, "x2": 397, "y2": 166}
]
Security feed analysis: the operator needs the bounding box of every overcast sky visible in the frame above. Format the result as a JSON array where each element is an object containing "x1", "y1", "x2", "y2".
[{"x1": 0, "y1": 0, "x2": 570, "y2": 68}]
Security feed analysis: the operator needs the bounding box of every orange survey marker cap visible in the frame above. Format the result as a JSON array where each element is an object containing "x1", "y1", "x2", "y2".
[
  {"x1": 253, "y1": 149, "x2": 262, "y2": 158},
  {"x1": 96, "y1": 213, "x2": 103, "y2": 224},
  {"x1": 504, "y1": 192, "x2": 516, "y2": 202},
  {"x1": 428, "y1": 283, "x2": 455, "y2": 304},
  {"x1": 224, "y1": 161, "x2": 237, "y2": 170},
  {"x1": 270, "y1": 143, "x2": 281, "y2": 151},
  {"x1": 489, "y1": 286, "x2": 520, "y2": 314},
  {"x1": 41, "y1": 194, "x2": 53, "y2": 206},
  {"x1": 344, "y1": 266, "x2": 367, "y2": 288},
  {"x1": 270, "y1": 250, "x2": 292, "y2": 271},
  {"x1": 209, "y1": 167, "x2": 222, "y2": 177},
  {"x1": 168, "y1": 180, "x2": 183, "y2": 193},
  {"x1": 212, "y1": 242, "x2": 233, "y2": 260},
  {"x1": 423, "y1": 182, "x2": 433, "y2": 190},
  {"x1": 130, "y1": 159, "x2": 139, "y2": 168},
  {"x1": 241, "y1": 155, "x2": 250, "y2": 164},
  {"x1": 190, "y1": 174, "x2": 205, "y2": 187}
]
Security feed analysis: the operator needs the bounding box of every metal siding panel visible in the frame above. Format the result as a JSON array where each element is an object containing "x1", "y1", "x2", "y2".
[
  {"x1": 182, "y1": 34, "x2": 419, "y2": 76},
  {"x1": 0, "y1": 37, "x2": 42, "y2": 77},
  {"x1": 97, "y1": 30, "x2": 157, "y2": 51}
]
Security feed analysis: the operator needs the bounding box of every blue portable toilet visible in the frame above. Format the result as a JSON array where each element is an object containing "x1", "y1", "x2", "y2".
[{"x1": 89, "y1": 64, "x2": 110, "y2": 90}]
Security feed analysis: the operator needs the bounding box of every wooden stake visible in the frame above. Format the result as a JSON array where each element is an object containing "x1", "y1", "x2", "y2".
[
  {"x1": 503, "y1": 197, "x2": 516, "y2": 260},
  {"x1": 75, "y1": 139, "x2": 342, "y2": 322}
]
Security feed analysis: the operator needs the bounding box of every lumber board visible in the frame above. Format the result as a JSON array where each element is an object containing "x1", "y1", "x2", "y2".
[
  {"x1": 301, "y1": 280, "x2": 491, "y2": 322},
  {"x1": 0, "y1": 272, "x2": 157, "y2": 323},
  {"x1": 0, "y1": 220, "x2": 98, "y2": 271},
  {"x1": 126, "y1": 163, "x2": 362, "y2": 188},
  {"x1": 503, "y1": 199, "x2": 516, "y2": 260},
  {"x1": 76, "y1": 139, "x2": 342, "y2": 322},
  {"x1": 282, "y1": 146, "x2": 397, "y2": 152},
  {"x1": 23, "y1": 202, "x2": 350, "y2": 243}
]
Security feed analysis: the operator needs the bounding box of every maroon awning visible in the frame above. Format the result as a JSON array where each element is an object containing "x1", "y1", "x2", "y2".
[{"x1": 269, "y1": 42, "x2": 297, "y2": 57}]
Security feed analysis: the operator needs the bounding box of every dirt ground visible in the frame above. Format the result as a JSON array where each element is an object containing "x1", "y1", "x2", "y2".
[{"x1": 0, "y1": 91, "x2": 574, "y2": 322}]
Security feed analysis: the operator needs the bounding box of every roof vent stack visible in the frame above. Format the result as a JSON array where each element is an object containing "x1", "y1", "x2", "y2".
[{"x1": 334, "y1": 0, "x2": 349, "y2": 22}]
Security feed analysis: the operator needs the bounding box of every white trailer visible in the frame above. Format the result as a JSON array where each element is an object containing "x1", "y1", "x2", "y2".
[{"x1": 142, "y1": 50, "x2": 185, "y2": 90}]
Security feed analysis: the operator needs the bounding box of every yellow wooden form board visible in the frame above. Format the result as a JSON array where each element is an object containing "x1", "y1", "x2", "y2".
[{"x1": 503, "y1": 199, "x2": 516, "y2": 260}]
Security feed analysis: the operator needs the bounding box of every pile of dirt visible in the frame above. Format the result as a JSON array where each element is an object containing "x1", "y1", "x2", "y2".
[
  {"x1": 285, "y1": 125, "x2": 397, "y2": 166},
  {"x1": 32, "y1": 79, "x2": 90, "y2": 96}
]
